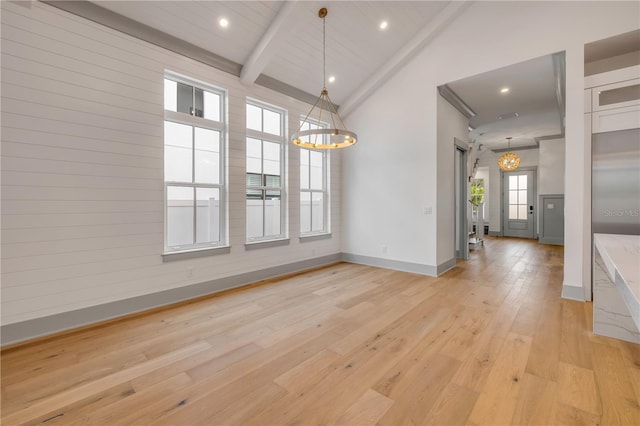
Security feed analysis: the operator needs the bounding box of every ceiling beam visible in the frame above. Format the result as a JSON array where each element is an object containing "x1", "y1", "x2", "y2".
[
  {"x1": 339, "y1": 1, "x2": 473, "y2": 118},
  {"x1": 240, "y1": 1, "x2": 301, "y2": 85}
]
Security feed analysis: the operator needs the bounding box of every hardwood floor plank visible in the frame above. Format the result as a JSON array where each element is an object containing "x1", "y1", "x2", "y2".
[
  {"x1": 557, "y1": 361, "x2": 601, "y2": 416},
  {"x1": 2, "y1": 341, "x2": 211, "y2": 425},
  {"x1": 421, "y1": 383, "x2": 478, "y2": 426},
  {"x1": 510, "y1": 372, "x2": 558, "y2": 425},
  {"x1": 591, "y1": 342, "x2": 640, "y2": 424},
  {"x1": 2, "y1": 237, "x2": 636, "y2": 425},
  {"x1": 333, "y1": 388, "x2": 394, "y2": 426},
  {"x1": 467, "y1": 332, "x2": 533, "y2": 426},
  {"x1": 525, "y1": 298, "x2": 562, "y2": 381}
]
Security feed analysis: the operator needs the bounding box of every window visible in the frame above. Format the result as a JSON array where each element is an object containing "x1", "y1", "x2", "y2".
[
  {"x1": 164, "y1": 74, "x2": 226, "y2": 252},
  {"x1": 508, "y1": 174, "x2": 528, "y2": 219},
  {"x1": 246, "y1": 101, "x2": 286, "y2": 242},
  {"x1": 299, "y1": 120, "x2": 329, "y2": 235}
]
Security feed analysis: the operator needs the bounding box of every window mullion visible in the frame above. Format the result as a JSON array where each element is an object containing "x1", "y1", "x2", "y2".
[{"x1": 191, "y1": 127, "x2": 197, "y2": 246}]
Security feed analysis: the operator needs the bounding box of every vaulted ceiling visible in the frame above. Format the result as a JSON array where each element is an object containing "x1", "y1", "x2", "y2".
[{"x1": 52, "y1": 1, "x2": 567, "y2": 147}]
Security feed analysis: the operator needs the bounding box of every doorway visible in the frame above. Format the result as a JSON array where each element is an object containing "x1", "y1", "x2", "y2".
[
  {"x1": 455, "y1": 142, "x2": 469, "y2": 259},
  {"x1": 502, "y1": 168, "x2": 536, "y2": 239}
]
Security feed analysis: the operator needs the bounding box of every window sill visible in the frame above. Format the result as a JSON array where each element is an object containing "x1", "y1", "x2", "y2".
[
  {"x1": 299, "y1": 233, "x2": 332, "y2": 242},
  {"x1": 162, "y1": 245, "x2": 231, "y2": 262},
  {"x1": 245, "y1": 238, "x2": 290, "y2": 250}
]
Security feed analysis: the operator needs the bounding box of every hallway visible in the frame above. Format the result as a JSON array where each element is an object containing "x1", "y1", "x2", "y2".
[{"x1": 2, "y1": 237, "x2": 639, "y2": 425}]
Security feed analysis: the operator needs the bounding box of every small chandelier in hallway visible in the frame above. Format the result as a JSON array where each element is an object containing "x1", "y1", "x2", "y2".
[
  {"x1": 291, "y1": 7, "x2": 358, "y2": 150},
  {"x1": 498, "y1": 137, "x2": 520, "y2": 171}
]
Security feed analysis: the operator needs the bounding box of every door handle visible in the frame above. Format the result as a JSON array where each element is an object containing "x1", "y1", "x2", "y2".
[{"x1": 529, "y1": 205, "x2": 534, "y2": 214}]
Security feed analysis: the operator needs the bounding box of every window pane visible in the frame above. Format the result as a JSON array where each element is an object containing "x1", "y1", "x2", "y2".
[
  {"x1": 246, "y1": 173, "x2": 262, "y2": 188},
  {"x1": 518, "y1": 189, "x2": 527, "y2": 205},
  {"x1": 167, "y1": 186, "x2": 194, "y2": 247},
  {"x1": 204, "y1": 91, "x2": 221, "y2": 121},
  {"x1": 265, "y1": 174, "x2": 281, "y2": 187},
  {"x1": 300, "y1": 192, "x2": 311, "y2": 234},
  {"x1": 247, "y1": 195, "x2": 264, "y2": 239},
  {"x1": 164, "y1": 122, "x2": 192, "y2": 182},
  {"x1": 164, "y1": 79, "x2": 177, "y2": 111},
  {"x1": 194, "y1": 88, "x2": 204, "y2": 117},
  {"x1": 264, "y1": 190, "x2": 281, "y2": 236},
  {"x1": 509, "y1": 175, "x2": 518, "y2": 190},
  {"x1": 518, "y1": 205, "x2": 527, "y2": 220},
  {"x1": 310, "y1": 151, "x2": 323, "y2": 190},
  {"x1": 263, "y1": 109, "x2": 281, "y2": 136},
  {"x1": 246, "y1": 138, "x2": 262, "y2": 174},
  {"x1": 196, "y1": 188, "x2": 220, "y2": 244},
  {"x1": 311, "y1": 192, "x2": 324, "y2": 232},
  {"x1": 509, "y1": 205, "x2": 518, "y2": 220},
  {"x1": 300, "y1": 149, "x2": 310, "y2": 190},
  {"x1": 247, "y1": 104, "x2": 262, "y2": 131},
  {"x1": 177, "y1": 82, "x2": 192, "y2": 115},
  {"x1": 518, "y1": 175, "x2": 528, "y2": 189},
  {"x1": 263, "y1": 141, "x2": 280, "y2": 176},
  {"x1": 194, "y1": 128, "x2": 220, "y2": 184},
  {"x1": 509, "y1": 190, "x2": 518, "y2": 205}
]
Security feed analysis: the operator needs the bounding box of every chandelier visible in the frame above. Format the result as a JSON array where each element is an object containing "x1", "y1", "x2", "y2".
[
  {"x1": 291, "y1": 8, "x2": 357, "y2": 149},
  {"x1": 498, "y1": 137, "x2": 520, "y2": 171}
]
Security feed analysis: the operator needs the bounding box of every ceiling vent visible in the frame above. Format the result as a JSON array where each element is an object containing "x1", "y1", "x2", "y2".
[{"x1": 498, "y1": 112, "x2": 519, "y2": 120}]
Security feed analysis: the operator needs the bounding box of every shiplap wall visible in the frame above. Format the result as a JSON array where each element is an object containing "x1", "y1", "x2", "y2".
[{"x1": 0, "y1": 1, "x2": 342, "y2": 326}]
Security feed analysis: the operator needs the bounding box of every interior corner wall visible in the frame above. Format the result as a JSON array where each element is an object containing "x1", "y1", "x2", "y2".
[
  {"x1": 0, "y1": 1, "x2": 343, "y2": 341},
  {"x1": 436, "y1": 94, "x2": 469, "y2": 266},
  {"x1": 343, "y1": 1, "x2": 639, "y2": 296}
]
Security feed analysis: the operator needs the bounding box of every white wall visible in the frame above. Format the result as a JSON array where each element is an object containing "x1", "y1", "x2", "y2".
[
  {"x1": 0, "y1": 1, "x2": 342, "y2": 325},
  {"x1": 343, "y1": 1, "x2": 639, "y2": 296},
  {"x1": 437, "y1": 94, "x2": 469, "y2": 265},
  {"x1": 539, "y1": 138, "x2": 566, "y2": 195}
]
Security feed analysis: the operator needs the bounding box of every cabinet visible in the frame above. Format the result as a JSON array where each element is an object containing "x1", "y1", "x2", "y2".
[{"x1": 586, "y1": 69, "x2": 640, "y2": 133}]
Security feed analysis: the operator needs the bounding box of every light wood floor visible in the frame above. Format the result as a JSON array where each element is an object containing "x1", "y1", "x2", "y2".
[{"x1": 2, "y1": 237, "x2": 639, "y2": 425}]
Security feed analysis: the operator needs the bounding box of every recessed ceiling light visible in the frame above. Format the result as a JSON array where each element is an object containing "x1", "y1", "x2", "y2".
[
  {"x1": 219, "y1": 18, "x2": 229, "y2": 28},
  {"x1": 328, "y1": 76, "x2": 336, "y2": 83},
  {"x1": 500, "y1": 87, "x2": 510, "y2": 93},
  {"x1": 379, "y1": 21, "x2": 388, "y2": 30}
]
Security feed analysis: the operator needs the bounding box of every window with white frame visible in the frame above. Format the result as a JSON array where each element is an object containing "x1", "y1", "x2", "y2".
[
  {"x1": 246, "y1": 101, "x2": 286, "y2": 242},
  {"x1": 164, "y1": 75, "x2": 226, "y2": 252},
  {"x1": 299, "y1": 120, "x2": 329, "y2": 235}
]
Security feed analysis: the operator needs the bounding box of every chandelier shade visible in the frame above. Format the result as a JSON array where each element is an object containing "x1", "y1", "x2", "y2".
[
  {"x1": 497, "y1": 137, "x2": 520, "y2": 171},
  {"x1": 291, "y1": 7, "x2": 357, "y2": 149}
]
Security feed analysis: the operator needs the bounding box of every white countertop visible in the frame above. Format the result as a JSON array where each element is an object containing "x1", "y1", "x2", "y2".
[{"x1": 594, "y1": 233, "x2": 640, "y2": 313}]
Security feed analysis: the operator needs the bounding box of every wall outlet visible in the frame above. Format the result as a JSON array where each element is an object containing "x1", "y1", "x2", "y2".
[
  {"x1": 381, "y1": 245, "x2": 388, "y2": 254},
  {"x1": 423, "y1": 206, "x2": 433, "y2": 215},
  {"x1": 186, "y1": 267, "x2": 194, "y2": 278}
]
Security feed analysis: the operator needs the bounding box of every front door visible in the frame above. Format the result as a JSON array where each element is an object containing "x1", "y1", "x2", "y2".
[{"x1": 503, "y1": 170, "x2": 535, "y2": 238}]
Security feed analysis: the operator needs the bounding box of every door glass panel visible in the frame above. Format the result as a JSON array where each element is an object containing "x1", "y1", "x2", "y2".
[
  {"x1": 518, "y1": 205, "x2": 527, "y2": 219},
  {"x1": 518, "y1": 175, "x2": 527, "y2": 189},
  {"x1": 518, "y1": 189, "x2": 527, "y2": 204},
  {"x1": 509, "y1": 175, "x2": 518, "y2": 190},
  {"x1": 509, "y1": 190, "x2": 518, "y2": 204},
  {"x1": 509, "y1": 205, "x2": 518, "y2": 220}
]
